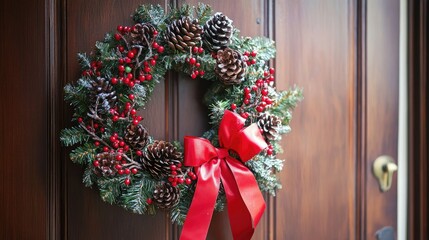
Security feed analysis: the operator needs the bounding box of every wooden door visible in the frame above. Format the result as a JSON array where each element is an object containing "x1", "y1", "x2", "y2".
[{"x1": 0, "y1": 0, "x2": 400, "y2": 239}]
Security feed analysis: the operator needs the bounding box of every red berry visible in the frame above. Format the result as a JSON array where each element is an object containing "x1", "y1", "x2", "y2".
[
  {"x1": 118, "y1": 65, "x2": 125, "y2": 72},
  {"x1": 171, "y1": 182, "x2": 178, "y2": 187},
  {"x1": 185, "y1": 178, "x2": 192, "y2": 185},
  {"x1": 110, "y1": 136, "x2": 117, "y2": 142},
  {"x1": 261, "y1": 89, "x2": 269, "y2": 96},
  {"x1": 111, "y1": 77, "x2": 118, "y2": 85},
  {"x1": 116, "y1": 155, "x2": 122, "y2": 161},
  {"x1": 112, "y1": 115, "x2": 119, "y2": 122},
  {"x1": 100, "y1": 127, "x2": 105, "y2": 133},
  {"x1": 199, "y1": 70, "x2": 205, "y2": 76},
  {"x1": 177, "y1": 178, "x2": 184, "y2": 184},
  {"x1": 194, "y1": 70, "x2": 199, "y2": 76},
  {"x1": 103, "y1": 146, "x2": 109, "y2": 152},
  {"x1": 244, "y1": 99, "x2": 250, "y2": 105},
  {"x1": 144, "y1": 66, "x2": 151, "y2": 73},
  {"x1": 136, "y1": 150, "x2": 143, "y2": 156},
  {"x1": 128, "y1": 81, "x2": 135, "y2": 88},
  {"x1": 191, "y1": 73, "x2": 197, "y2": 79},
  {"x1": 124, "y1": 168, "x2": 131, "y2": 175},
  {"x1": 123, "y1": 26, "x2": 130, "y2": 32},
  {"x1": 157, "y1": 46, "x2": 164, "y2": 53},
  {"x1": 117, "y1": 169, "x2": 124, "y2": 175},
  {"x1": 152, "y1": 42, "x2": 159, "y2": 49},
  {"x1": 123, "y1": 78, "x2": 130, "y2": 85},
  {"x1": 171, "y1": 171, "x2": 177, "y2": 176},
  {"x1": 132, "y1": 119, "x2": 139, "y2": 125},
  {"x1": 94, "y1": 141, "x2": 100, "y2": 146},
  {"x1": 256, "y1": 106, "x2": 264, "y2": 112},
  {"x1": 269, "y1": 68, "x2": 275, "y2": 74},
  {"x1": 231, "y1": 103, "x2": 237, "y2": 110},
  {"x1": 150, "y1": 59, "x2": 156, "y2": 66},
  {"x1": 244, "y1": 51, "x2": 250, "y2": 56},
  {"x1": 176, "y1": 163, "x2": 182, "y2": 168},
  {"x1": 267, "y1": 149, "x2": 273, "y2": 155},
  {"x1": 195, "y1": 62, "x2": 201, "y2": 68},
  {"x1": 130, "y1": 109, "x2": 137, "y2": 115},
  {"x1": 245, "y1": 93, "x2": 252, "y2": 99},
  {"x1": 114, "y1": 33, "x2": 121, "y2": 41},
  {"x1": 153, "y1": 30, "x2": 158, "y2": 36},
  {"x1": 170, "y1": 165, "x2": 177, "y2": 171},
  {"x1": 189, "y1": 57, "x2": 196, "y2": 65},
  {"x1": 138, "y1": 75, "x2": 145, "y2": 81},
  {"x1": 265, "y1": 98, "x2": 273, "y2": 104},
  {"x1": 93, "y1": 160, "x2": 100, "y2": 167},
  {"x1": 251, "y1": 51, "x2": 257, "y2": 57},
  {"x1": 115, "y1": 164, "x2": 122, "y2": 170},
  {"x1": 124, "y1": 178, "x2": 131, "y2": 186},
  {"x1": 250, "y1": 59, "x2": 256, "y2": 65},
  {"x1": 118, "y1": 46, "x2": 125, "y2": 52},
  {"x1": 146, "y1": 74, "x2": 152, "y2": 80},
  {"x1": 198, "y1": 47, "x2": 204, "y2": 54},
  {"x1": 192, "y1": 46, "x2": 199, "y2": 53},
  {"x1": 77, "y1": 117, "x2": 83, "y2": 123},
  {"x1": 131, "y1": 168, "x2": 138, "y2": 174},
  {"x1": 119, "y1": 141, "x2": 125, "y2": 147},
  {"x1": 146, "y1": 198, "x2": 153, "y2": 204},
  {"x1": 128, "y1": 94, "x2": 135, "y2": 100},
  {"x1": 123, "y1": 145, "x2": 129, "y2": 151},
  {"x1": 127, "y1": 51, "x2": 135, "y2": 59},
  {"x1": 244, "y1": 87, "x2": 251, "y2": 94},
  {"x1": 117, "y1": 25, "x2": 124, "y2": 32}
]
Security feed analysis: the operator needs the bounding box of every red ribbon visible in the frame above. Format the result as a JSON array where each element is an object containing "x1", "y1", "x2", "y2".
[{"x1": 180, "y1": 110, "x2": 267, "y2": 240}]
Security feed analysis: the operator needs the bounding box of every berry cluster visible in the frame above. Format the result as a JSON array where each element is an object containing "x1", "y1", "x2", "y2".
[
  {"x1": 167, "y1": 163, "x2": 197, "y2": 187},
  {"x1": 244, "y1": 50, "x2": 257, "y2": 66},
  {"x1": 186, "y1": 46, "x2": 205, "y2": 79},
  {"x1": 230, "y1": 67, "x2": 276, "y2": 119},
  {"x1": 82, "y1": 61, "x2": 103, "y2": 77},
  {"x1": 111, "y1": 24, "x2": 165, "y2": 88}
]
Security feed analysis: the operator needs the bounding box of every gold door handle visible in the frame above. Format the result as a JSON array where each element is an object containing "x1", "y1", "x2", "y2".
[{"x1": 373, "y1": 155, "x2": 398, "y2": 192}]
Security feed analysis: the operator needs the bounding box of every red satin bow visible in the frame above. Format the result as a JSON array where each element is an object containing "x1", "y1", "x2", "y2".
[{"x1": 180, "y1": 110, "x2": 268, "y2": 240}]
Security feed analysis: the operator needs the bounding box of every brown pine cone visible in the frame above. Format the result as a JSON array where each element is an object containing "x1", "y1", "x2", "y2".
[
  {"x1": 140, "y1": 140, "x2": 182, "y2": 180},
  {"x1": 203, "y1": 12, "x2": 233, "y2": 51},
  {"x1": 130, "y1": 23, "x2": 157, "y2": 46},
  {"x1": 93, "y1": 152, "x2": 118, "y2": 177},
  {"x1": 257, "y1": 113, "x2": 282, "y2": 141},
  {"x1": 166, "y1": 17, "x2": 203, "y2": 52},
  {"x1": 153, "y1": 183, "x2": 180, "y2": 209},
  {"x1": 124, "y1": 124, "x2": 149, "y2": 149},
  {"x1": 215, "y1": 48, "x2": 247, "y2": 85},
  {"x1": 89, "y1": 77, "x2": 117, "y2": 113}
]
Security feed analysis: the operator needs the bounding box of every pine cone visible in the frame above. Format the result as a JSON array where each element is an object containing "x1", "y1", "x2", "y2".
[
  {"x1": 140, "y1": 140, "x2": 182, "y2": 180},
  {"x1": 153, "y1": 183, "x2": 180, "y2": 209},
  {"x1": 89, "y1": 77, "x2": 117, "y2": 113},
  {"x1": 215, "y1": 48, "x2": 247, "y2": 85},
  {"x1": 94, "y1": 152, "x2": 118, "y2": 177},
  {"x1": 124, "y1": 124, "x2": 149, "y2": 149},
  {"x1": 130, "y1": 23, "x2": 156, "y2": 46},
  {"x1": 166, "y1": 17, "x2": 203, "y2": 52},
  {"x1": 257, "y1": 113, "x2": 282, "y2": 141},
  {"x1": 203, "y1": 12, "x2": 233, "y2": 51}
]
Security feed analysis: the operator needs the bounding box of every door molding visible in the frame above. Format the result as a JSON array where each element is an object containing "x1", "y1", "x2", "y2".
[{"x1": 407, "y1": 0, "x2": 428, "y2": 239}]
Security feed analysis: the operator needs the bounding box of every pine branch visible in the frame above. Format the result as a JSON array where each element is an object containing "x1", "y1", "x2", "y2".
[
  {"x1": 83, "y1": 166, "x2": 96, "y2": 187},
  {"x1": 121, "y1": 177, "x2": 157, "y2": 214},
  {"x1": 98, "y1": 176, "x2": 126, "y2": 204},
  {"x1": 60, "y1": 126, "x2": 89, "y2": 146},
  {"x1": 69, "y1": 142, "x2": 98, "y2": 165}
]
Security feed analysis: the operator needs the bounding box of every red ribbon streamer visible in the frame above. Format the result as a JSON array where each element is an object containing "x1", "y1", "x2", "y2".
[{"x1": 180, "y1": 110, "x2": 267, "y2": 240}]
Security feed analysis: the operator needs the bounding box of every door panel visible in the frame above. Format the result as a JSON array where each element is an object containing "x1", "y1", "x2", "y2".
[
  {"x1": 65, "y1": 1, "x2": 169, "y2": 239},
  {"x1": 275, "y1": 1, "x2": 358, "y2": 239},
  {"x1": 366, "y1": 0, "x2": 399, "y2": 238},
  {"x1": 59, "y1": 0, "x2": 400, "y2": 239}
]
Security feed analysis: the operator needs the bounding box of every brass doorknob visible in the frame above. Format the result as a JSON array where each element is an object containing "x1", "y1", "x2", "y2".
[{"x1": 373, "y1": 155, "x2": 398, "y2": 192}]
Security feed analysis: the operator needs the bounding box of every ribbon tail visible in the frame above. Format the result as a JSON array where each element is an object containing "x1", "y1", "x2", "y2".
[
  {"x1": 180, "y1": 160, "x2": 221, "y2": 240},
  {"x1": 220, "y1": 158, "x2": 266, "y2": 240}
]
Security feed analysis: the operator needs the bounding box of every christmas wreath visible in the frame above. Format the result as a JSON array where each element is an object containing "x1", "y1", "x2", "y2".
[{"x1": 61, "y1": 3, "x2": 302, "y2": 239}]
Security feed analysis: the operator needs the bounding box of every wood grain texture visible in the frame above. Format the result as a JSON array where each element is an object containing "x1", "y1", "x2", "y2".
[
  {"x1": 365, "y1": 0, "x2": 399, "y2": 238},
  {"x1": 64, "y1": 1, "x2": 169, "y2": 239},
  {"x1": 0, "y1": 0, "x2": 48, "y2": 239},
  {"x1": 274, "y1": 1, "x2": 358, "y2": 239}
]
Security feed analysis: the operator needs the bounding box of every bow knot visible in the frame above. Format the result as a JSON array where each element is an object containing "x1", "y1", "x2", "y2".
[{"x1": 180, "y1": 110, "x2": 268, "y2": 240}]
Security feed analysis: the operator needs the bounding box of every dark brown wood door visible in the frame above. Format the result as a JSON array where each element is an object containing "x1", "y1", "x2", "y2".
[{"x1": 0, "y1": 0, "x2": 400, "y2": 239}]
